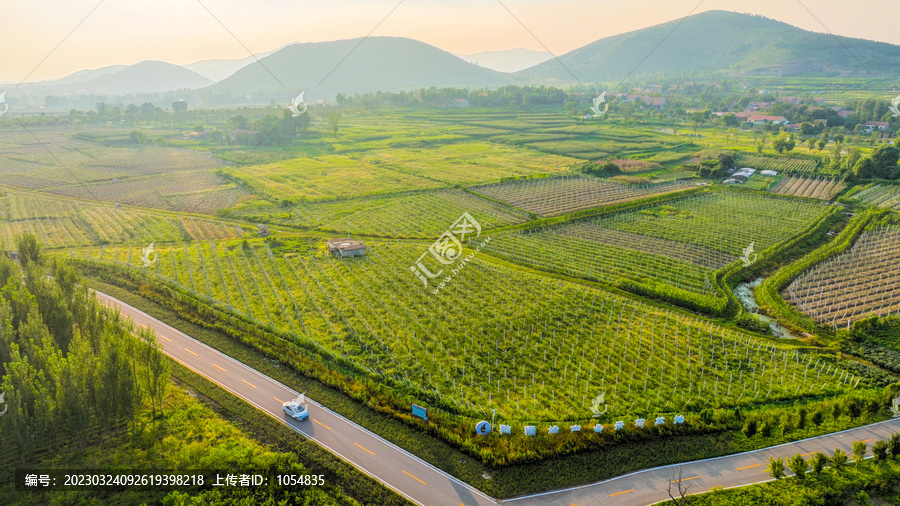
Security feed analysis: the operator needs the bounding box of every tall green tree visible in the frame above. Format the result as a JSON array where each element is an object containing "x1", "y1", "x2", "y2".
[
  {"x1": 831, "y1": 448, "x2": 848, "y2": 471},
  {"x1": 327, "y1": 110, "x2": 342, "y2": 137},
  {"x1": 14, "y1": 233, "x2": 41, "y2": 269},
  {"x1": 853, "y1": 441, "x2": 868, "y2": 465},
  {"x1": 768, "y1": 457, "x2": 785, "y2": 479},
  {"x1": 788, "y1": 453, "x2": 808, "y2": 479},
  {"x1": 871, "y1": 144, "x2": 900, "y2": 179},
  {"x1": 853, "y1": 157, "x2": 875, "y2": 179},
  {"x1": 809, "y1": 452, "x2": 827, "y2": 476}
]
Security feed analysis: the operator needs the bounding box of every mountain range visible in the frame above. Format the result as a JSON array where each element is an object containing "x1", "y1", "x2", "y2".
[
  {"x1": 517, "y1": 10, "x2": 900, "y2": 82},
  {"x1": 11, "y1": 10, "x2": 900, "y2": 103}
]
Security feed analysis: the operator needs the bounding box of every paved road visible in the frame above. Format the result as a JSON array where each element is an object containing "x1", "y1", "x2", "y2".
[
  {"x1": 506, "y1": 418, "x2": 900, "y2": 505},
  {"x1": 96, "y1": 291, "x2": 495, "y2": 506},
  {"x1": 96, "y1": 291, "x2": 900, "y2": 506}
]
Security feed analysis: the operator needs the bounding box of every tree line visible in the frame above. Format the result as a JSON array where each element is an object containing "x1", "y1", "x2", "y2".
[{"x1": 0, "y1": 234, "x2": 170, "y2": 465}]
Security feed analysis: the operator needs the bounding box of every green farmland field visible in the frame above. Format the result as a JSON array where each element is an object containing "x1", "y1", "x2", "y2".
[
  {"x1": 0, "y1": 187, "x2": 244, "y2": 248},
  {"x1": 486, "y1": 191, "x2": 829, "y2": 304},
  {"x1": 226, "y1": 188, "x2": 532, "y2": 238},
  {"x1": 79, "y1": 239, "x2": 857, "y2": 424}
]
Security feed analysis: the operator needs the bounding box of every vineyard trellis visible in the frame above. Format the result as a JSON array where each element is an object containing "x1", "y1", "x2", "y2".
[
  {"x1": 770, "y1": 175, "x2": 847, "y2": 200},
  {"x1": 737, "y1": 155, "x2": 818, "y2": 174},
  {"x1": 229, "y1": 188, "x2": 533, "y2": 238},
  {"x1": 485, "y1": 191, "x2": 828, "y2": 302},
  {"x1": 80, "y1": 239, "x2": 856, "y2": 422},
  {"x1": 785, "y1": 225, "x2": 900, "y2": 327},
  {"x1": 471, "y1": 175, "x2": 696, "y2": 217},
  {"x1": 853, "y1": 184, "x2": 900, "y2": 210},
  {"x1": 0, "y1": 187, "x2": 243, "y2": 247}
]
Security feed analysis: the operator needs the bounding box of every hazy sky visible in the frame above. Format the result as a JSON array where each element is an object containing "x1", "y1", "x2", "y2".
[{"x1": 3, "y1": 0, "x2": 895, "y2": 82}]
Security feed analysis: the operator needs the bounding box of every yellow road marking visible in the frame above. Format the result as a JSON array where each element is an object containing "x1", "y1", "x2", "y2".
[
  {"x1": 862, "y1": 439, "x2": 873, "y2": 443},
  {"x1": 609, "y1": 489, "x2": 634, "y2": 497},
  {"x1": 274, "y1": 397, "x2": 284, "y2": 404},
  {"x1": 139, "y1": 323, "x2": 147, "y2": 329},
  {"x1": 159, "y1": 335, "x2": 172, "y2": 342},
  {"x1": 313, "y1": 419, "x2": 332, "y2": 431},
  {"x1": 736, "y1": 464, "x2": 760, "y2": 470},
  {"x1": 671, "y1": 476, "x2": 701, "y2": 483},
  {"x1": 354, "y1": 442, "x2": 375, "y2": 456},
  {"x1": 184, "y1": 348, "x2": 198, "y2": 357},
  {"x1": 212, "y1": 363, "x2": 226, "y2": 372},
  {"x1": 403, "y1": 470, "x2": 426, "y2": 485},
  {"x1": 801, "y1": 452, "x2": 815, "y2": 457},
  {"x1": 242, "y1": 379, "x2": 257, "y2": 389}
]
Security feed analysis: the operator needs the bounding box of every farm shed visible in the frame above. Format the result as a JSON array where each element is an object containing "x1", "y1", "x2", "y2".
[
  {"x1": 760, "y1": 170, "x2": 778, "y2": 176},
  {"x1": 327, "y1": 238, "x2": 367, "y2": 258}
]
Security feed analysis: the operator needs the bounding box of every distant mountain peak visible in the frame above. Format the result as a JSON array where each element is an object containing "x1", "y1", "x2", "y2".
[
  {"x1": 212, "y1": 36, "x2": 507, "y2": 97},
  {"x1": 517, "y1": 9, "x2": 900, "y2": 80}
]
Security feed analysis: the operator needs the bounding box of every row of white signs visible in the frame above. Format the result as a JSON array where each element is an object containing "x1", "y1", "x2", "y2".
[{"x1": 476, "y1": 415, "x2": 686, "y2": 436}]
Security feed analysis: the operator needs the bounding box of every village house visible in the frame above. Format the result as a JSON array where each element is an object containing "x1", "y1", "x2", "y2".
[
  {"x1": 748, "y1": 115, "x2": 789, "y2": 127},
  {"x1": 644, "y1": 97, "x2": 667, "y2": 110},
  {"x1": 746, "y1": 102, "x2": 770, "y2": 112},
  {"x1": 862, "y1": 121, "x2": 890, "y2": 133}
]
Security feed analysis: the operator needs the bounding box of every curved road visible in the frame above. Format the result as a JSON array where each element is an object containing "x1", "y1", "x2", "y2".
[{"x1": 96, "y1": 291, "x2": 900, "y2": 506}]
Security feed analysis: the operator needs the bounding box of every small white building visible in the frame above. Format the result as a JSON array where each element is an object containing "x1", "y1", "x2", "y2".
[{"x1": 862, "y1": 121, "x2": 889, "y2": 133}]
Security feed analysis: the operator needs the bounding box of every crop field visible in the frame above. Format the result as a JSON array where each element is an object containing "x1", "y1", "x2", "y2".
[
  {"x1": 769, "y1": 175, "x2": 846, "y2": 200},
  {"x1": 736, "y1": 155, "x2": 818, "y2": 174},
  {"x1": 852, "y1": 184, "x2": 900, "y2": 210},
  {"x1": 360, "y1": 143, "x2": 577, "y2": 185},
  {"x1": 228, "y1": 189, "x2": 531, "y2": 238},
  {"x1": 82, "y1": 239, "x2": 855, "y2": 421},
  {"x1": 472, "y1": 175, "x2": 697, "y2": 216},
  {"x1": 43, "y1": 170, "x2": 249, "y2": 214},
  {"x1": 485, "y1": 191, "x2": 829, "y2": 301},
  {"x1": 784, "y1": 225, "x2": 900, "y2": 328},
  {"x1": 0, "y1": 188, "x2": 243, "y2": 248},
  {"x1": 0, "y1": 126, "x2": 226, "y2": 190},
  {"x1": 221, "y1": 154, "x2": 444, "y2": 201},
  {"x1": 359, "y1": 110, "x2": 697, "y2": 161},
  {"x1": 608, "y1": 159, "x2": 662, "y2": 173}
]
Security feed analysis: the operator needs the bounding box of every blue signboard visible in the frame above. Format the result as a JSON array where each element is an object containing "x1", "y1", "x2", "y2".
[{"x1": 411, "y1": 404, "x2": 428, "y2": 421}]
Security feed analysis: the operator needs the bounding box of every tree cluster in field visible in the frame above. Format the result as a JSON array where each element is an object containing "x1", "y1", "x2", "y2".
[
  {"x1": 0, "y1": 234, "x2": 170, "y2": 465},
  {"x1": 851, "y1": 144, "x2": 900, "y2": 180},
  {"x1": 680, "y1": 152, "x2": 734, "y2": 179},
  {"x1": 579, "y1": 161, "x2": 621, "y2": 177},
  {"x1": 223, "y1": 109, "x2": 313, "y2": 146},
  {"x1": 336, "y1": 85, "x2": 569, "y2": 108}
]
